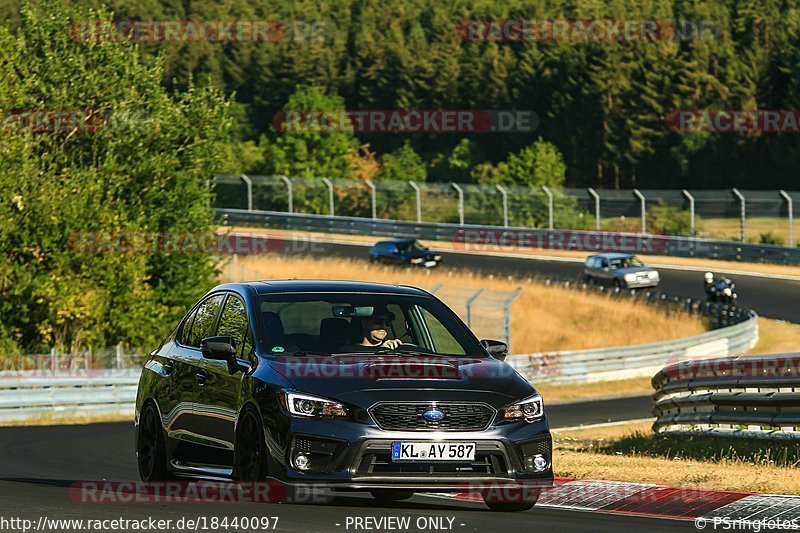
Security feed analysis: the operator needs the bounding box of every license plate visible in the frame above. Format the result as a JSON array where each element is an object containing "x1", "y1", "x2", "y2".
[
  {"x1": 423, "y1": 260, "x2": 437, "y2": 267},
  {"x1": 391, "y1": 441, "x2": 476, "y2": 462}
]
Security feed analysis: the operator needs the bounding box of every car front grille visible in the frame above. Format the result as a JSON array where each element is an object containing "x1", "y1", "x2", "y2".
[
  {"x1": 353, "y1": 440, "x2": 511, "y2": 478},
  {"x1": 368, "y1": 402, "x2": 495, "y2": 431}
]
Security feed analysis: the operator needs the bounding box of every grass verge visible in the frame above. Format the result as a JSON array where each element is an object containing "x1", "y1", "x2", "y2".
[{"x1": 553, "y1": 421, "x2": 800, "y2": 494}]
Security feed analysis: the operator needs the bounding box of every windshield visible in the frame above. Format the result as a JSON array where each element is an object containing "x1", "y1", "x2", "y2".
[
  {"x1": 609, "y1": 256, "x2": 644, "y2": 269},
  {"x1": 257, "y1": 293, "x2": 481, "y2": 356},
  {"x1": 396, "y1": 240, "x2": 427, "y2": 252}
]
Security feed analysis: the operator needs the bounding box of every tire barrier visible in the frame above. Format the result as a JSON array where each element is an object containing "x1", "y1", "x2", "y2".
[{"x1": 651, "y1": 353, "x2": 800, "y2": 438}]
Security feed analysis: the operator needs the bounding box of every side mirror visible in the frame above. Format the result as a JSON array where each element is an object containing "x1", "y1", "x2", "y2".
[
  {"x1": 480, "y1": 339, "x2": 508, "y2": 362},
  {"x1": 201, "y1": 336, "x2": 242, "y2": 374}
]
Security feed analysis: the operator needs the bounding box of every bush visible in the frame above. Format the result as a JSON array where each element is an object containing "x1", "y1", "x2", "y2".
[{"x1": 759, "y1": 232, "x2": 785, "y2": 246}]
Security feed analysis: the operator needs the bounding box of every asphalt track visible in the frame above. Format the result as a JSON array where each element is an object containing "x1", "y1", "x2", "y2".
[
  {"x1": 283, "y1": 240, "x2": 800, "y2": 323},
  {"x1": 3, "y1": 243, "x2": 794, "y2": 531},
  {"x1": 0, "y1": 423, "x2": 695, "y2": 532}
]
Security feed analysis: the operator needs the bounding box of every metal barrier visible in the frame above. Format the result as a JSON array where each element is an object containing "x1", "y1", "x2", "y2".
[
  {"x1": 0, "y1": 370, "x2": 139, "y2": 423},
  {"x1": 507, "y1": 307, "x2": 758, "y2": 384},
  {"x1": 651, "y1": 353, "x2": 800, "y2": 439},
  {"x1": 217, "y1": 208, "x2": 800, "y2": 265}
]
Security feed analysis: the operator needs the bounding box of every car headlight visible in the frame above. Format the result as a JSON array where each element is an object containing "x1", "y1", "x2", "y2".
[
  {"x1": 647, "y1": 271, "x2": 659, "y2": 280},
  {"x1": 503, "y1": 393, "x2": 544, "y2": 423},
  {"x1": 410, "y1": 257, "x2": 424, "y2": 264},
  {"x1": 723, "y1": 288, "x2": 732, "y2": 296},
  {"x1": 280, "y1": 391, "x2": 348, "y2": 417},
  {"x1": 433, "y1": 255, "x2": 442, "y2": 261},
  {"x1": 623, "y1": 273, "x2": 636, "y2": 282}
]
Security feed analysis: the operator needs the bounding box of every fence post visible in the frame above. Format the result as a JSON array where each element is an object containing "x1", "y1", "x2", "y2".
[
  {"x1": 501, "y1": 287, "x2": 523, "y2": 348},
  {"x1": 280, "y1": 175, "x2": 293, "y2": 213},
  {"x1": 496, "y1": 184, "x2": 509, "y2": 227},
  {"x1": 240, "y1": 174, "x2": 253, "y2": 212},
  {"x1": 365, "y1": 178, "x2": 377, "y2": 220},
  {"x1": 205, "y1": 179, "x2": 211, "y2": 208},
  {"x1": 465, "y1": 288, "x2": 485, "y2": 328},
  {"x1": 633, "y1": 189, "x2": 646, "y2": 234},
  {"x1": 116, "y1": 343, "x2": 123, "y2": 369},
  {"x1": 408, "y1": 180, "x2": 422, "y2": 223},
  {"x1": 682, "y1": 189, "x2": 695, "y2": 236},
  {"x1": 588, "y1": 187, "x2": 601, "y2": 231},
  {"x1": 451, "y1": 182, "x2": 465, "y2": 226},
  {"x1": 50, "y1": 347, "x2": 56, "y2": 373},
  {"x1": 542, "y1": 186, "x2": 554, "y2": 230},
  {"x1": 321, "y1": 177, "x2": 334, "y2": 216},
  {"x1": 732, "y1": 188, "x2": 745, "y2": 242},
  {"x1": 780, "y1": 190, "x2": 794, "y2": 247}
]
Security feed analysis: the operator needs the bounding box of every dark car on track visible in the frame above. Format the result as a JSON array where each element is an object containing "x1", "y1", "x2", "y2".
[
  {"x1": 581, "y1": 252, "x2": 660, "y2": 289},
  {"x1": 369, "y1": 238, "x2": 442, "y2": 268},
  {"x1": 135, "y1": 280, "x2": 552, "y2": 511}
]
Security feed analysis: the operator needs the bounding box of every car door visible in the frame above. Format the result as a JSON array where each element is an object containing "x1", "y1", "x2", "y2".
[
  {"x1": 167, "y1": 293, "x2": 225, "y2": 465},
  {"x1": 193, "y1": 293, "x2": 253, "y2": 465},
  {"x1": 598, "y1": 257, "x2": 612, "y2": 284},
  {"x1": 147, "y1": 305, "x2": 198, "y2": 463}
]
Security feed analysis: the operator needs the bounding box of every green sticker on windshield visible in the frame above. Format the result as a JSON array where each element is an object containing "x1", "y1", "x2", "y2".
[{"x1": 271, "y1": 346, "x2": 285, "y2": 353}]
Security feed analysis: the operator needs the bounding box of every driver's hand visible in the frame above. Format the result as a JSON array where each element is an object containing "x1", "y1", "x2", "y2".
[{"x1": 381, "y1": 339, "x2": 403, "y2": 349}]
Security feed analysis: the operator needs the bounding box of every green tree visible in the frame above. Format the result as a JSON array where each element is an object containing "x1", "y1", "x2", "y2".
[
  {"x1": 378, "y1": 141, "x2": 426, "y2": 182},
  {"x1": 493, "y1": 138, "x2": 567, "y2": 187},
  {"x1": 0, "y1": 3, "x2": 233, "y2": 353}
]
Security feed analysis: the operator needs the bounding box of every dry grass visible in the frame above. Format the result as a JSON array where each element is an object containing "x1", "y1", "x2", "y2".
[
  {"x1": 553, "y1": 421, "x2": 800, "y2": 494},
  {"x1": 223, "y1": 226, "x2": 800, "y2": 278},
  {"x1": 749, "y1": 318, "x2": 800, "y2": 355},
  {"x1": 1, "y1": 412, "x2": 132, "y2": 427},
  {"x1": 537, "y1": 377, "x2": 654, "y2": 405},
  {"x1": 222, "y1": 254, "x2": 705, "y2": 354}
]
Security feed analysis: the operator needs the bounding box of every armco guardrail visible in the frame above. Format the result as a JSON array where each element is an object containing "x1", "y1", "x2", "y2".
[
  {"x1": 651, "y1": 353, "x2": 800, "y2": 439},
  {"x1": 0, "y1": 369, "x2": 140, "y2": 423},
  {"x1": 507, "y1": 308, "x2": 758, "y2": 384},
  {"x1": 217, "y1": 208, "x2": 800, "y2": 265}
]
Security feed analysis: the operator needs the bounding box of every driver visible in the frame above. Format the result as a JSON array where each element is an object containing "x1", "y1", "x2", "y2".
[{"x1": 347, "y1": 305, "x2": 404, "y2": 351}]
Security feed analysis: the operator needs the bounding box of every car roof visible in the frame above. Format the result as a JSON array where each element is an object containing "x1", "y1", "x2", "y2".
[
  {"x1": 590, "y1": 252, "x2": 635, "y2": 259},
  {"x1": 375, "y1": 238, "x2": 415, "y2": 244},
  {"x1": 212, "y1": 280, "x2": 431, "y2": 297}
]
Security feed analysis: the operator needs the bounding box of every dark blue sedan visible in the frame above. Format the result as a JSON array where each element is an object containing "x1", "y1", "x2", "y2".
[{"x1": 369, "y1": 238, "x2": 442, "y2": 268}]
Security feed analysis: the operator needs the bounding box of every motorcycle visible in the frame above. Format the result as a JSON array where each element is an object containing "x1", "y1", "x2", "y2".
[{"x1": 706, "y1": 277, "x2": 738, "y2": 305}]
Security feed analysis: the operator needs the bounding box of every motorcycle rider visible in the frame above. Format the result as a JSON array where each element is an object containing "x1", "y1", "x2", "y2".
[{"x1": 704, "y1": 272, "x2": 716, "y2": 300}]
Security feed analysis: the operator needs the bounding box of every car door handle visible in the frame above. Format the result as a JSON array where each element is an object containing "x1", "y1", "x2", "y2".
[
  {"x1": 162, "y1": 361, "x2": 174, "y2": 376},
  {"x1": 196, "y1": 370, "x2": 209, "y2": 384}
]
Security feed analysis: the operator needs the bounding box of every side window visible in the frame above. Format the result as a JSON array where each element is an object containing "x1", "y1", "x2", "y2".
[
  {"x1": 600, "y1": 258, "x2": 608, "y2": 268},
  {"x1": 416, "y1": 306, "x2": 465, "y2": 355},
  {"x1": 186, "y1": 294, "x2": 224, "y2": 348},
  {"x1": 217, "y1": 295, "x2": 249, "y2": 355},
  {"x1": 178, "y1": 307, "x2": 199, "y2": 346}
]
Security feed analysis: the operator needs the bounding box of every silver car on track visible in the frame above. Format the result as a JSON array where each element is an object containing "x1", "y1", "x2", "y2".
[{"x1": 581, "y1": 252, "x2": 660, "y2": 289}]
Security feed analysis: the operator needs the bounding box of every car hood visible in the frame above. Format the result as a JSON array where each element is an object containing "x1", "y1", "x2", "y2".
[
  {"x1": 402, "y1": 250, "x2": 437, "y2": 259},
  {"x1": 615, "y1": 266, "x2": 655, "y2": 275},
  {"x1": 268, "y1": 355, "x2": 533, "y2": 405}
]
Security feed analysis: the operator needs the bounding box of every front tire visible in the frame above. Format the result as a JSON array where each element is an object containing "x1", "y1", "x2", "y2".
[
  {"x1": 137, "y1": 403, "x2": 170, "y2": 481},
  {"x1": 233, "y1": 408, "x2": 269, "y2": 481}
]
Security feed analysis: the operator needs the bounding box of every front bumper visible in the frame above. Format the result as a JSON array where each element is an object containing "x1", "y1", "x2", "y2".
[
  {"x1": 621, "y1": 278, "x2": 659, "y2": 288},
  {"x1": 267, "y1": 416, "x2": 553, "y2": 491}
]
